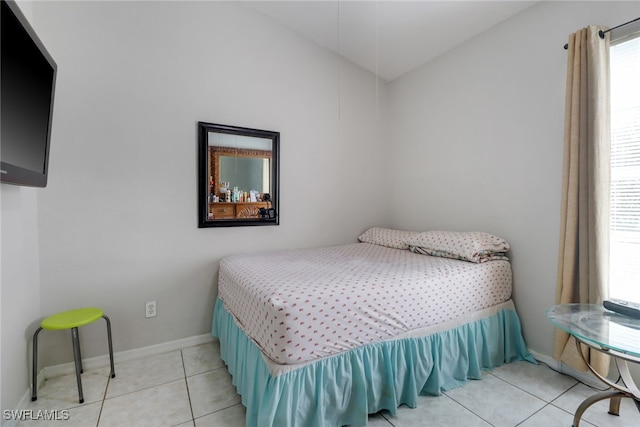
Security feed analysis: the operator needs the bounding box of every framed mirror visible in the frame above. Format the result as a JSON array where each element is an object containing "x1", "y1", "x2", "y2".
[{"x1": 198, "y1": 122, "x2": 279, "y2": 227}]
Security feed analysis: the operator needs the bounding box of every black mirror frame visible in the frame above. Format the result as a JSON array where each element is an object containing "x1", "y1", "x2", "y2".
[{"x1": 198, "y1": 122, "x2": 280, "y2": 228}]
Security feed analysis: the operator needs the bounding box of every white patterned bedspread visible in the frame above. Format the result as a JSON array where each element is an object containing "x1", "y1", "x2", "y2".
[{"x1": 218, "y1": 242, "x2": 512, "y2": 365}]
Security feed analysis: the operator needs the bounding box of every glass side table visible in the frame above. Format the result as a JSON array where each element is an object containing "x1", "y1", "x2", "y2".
[{"x1": 547, "y1": 304, "x2": 640, "y2": 427}]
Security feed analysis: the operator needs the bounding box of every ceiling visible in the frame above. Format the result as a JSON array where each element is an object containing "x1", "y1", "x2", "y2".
[{"x1": 241, "y1": 1, "x2": 538, "y2": 81}]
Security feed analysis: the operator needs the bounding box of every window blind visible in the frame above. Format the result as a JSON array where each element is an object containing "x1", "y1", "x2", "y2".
[{"x1": 610, "y1": 34, "x2": 640, "y2": 302}]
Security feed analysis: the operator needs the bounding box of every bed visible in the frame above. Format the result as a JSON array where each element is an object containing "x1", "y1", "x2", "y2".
[{"x1": 211, "y1": 228, "x2": 535, "y2": 427}]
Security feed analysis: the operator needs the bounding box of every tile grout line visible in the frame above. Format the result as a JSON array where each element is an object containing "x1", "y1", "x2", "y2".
[
  {"x1": 486, "y1": 368, "x2": 576, "y2": 405},
  {"x1": 438, "y1": 370, "x2": 557, "y2": 426},
  {"x1": 95, "y1": 372, "x2": 111, "y2": 427},
  {"x1": 482, "y1": 367, "x2": 620, "y2": 427},
  {"x1": 543, "y1": 383, "x2": 600, "y2": 427},
  {"x1": 379, "y1": 410, "x2": 396, "y2": 426},
  {"x1": 485, "y1": 370, "x2": 556, "y2": 424},
  {"x1": 180, "y1": 349, "x2": 197, "y2": 426},
  {"x1": 512, "y1": 403, "x2": 553, "y2": 427},
  {"x1": 441, "y1": 391, "x2": 497, "y2": 426}
]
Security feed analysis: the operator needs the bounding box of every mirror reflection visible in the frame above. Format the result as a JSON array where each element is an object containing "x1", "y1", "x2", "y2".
[
  {"x1": 198, "y1": 122, "x2": 279, "y2": 227},
  {"x1": 219, "y1": 156, "x2": 270, "y2": 194}
]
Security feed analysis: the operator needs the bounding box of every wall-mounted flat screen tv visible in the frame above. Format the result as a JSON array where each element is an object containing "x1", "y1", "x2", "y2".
[{"x1": 1, "y1": 0, "x2": 57, "y2": 187}]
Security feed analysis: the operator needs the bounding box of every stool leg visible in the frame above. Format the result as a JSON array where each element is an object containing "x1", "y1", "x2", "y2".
[
  {"x1": 71, "y1": 327, "x2": 84, "y2": 404},
  {"x1": 102, "y1": 315, "x2": 116, "y2": 378},
  {"x1": 76, "y1": 327, "x2": 83, "y2": 374},
  {"x1": 31, "y1": 327, "x2": 43, "y2": 401}
]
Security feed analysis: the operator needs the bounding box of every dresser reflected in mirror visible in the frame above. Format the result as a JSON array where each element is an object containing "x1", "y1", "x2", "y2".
[{"x1": 198, "y1": 122, "x2": 279, "y2": 227}]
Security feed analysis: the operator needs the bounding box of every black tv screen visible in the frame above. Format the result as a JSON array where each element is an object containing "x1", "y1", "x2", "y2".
[{"x1": 1, "y1": 0, "x2": 56, "y2": 187}]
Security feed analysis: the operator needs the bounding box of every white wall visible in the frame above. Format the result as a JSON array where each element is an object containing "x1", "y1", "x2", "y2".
[
  {"x1": 388, "y1": 1, "x2": 640, "y2": 357},
  {"x1": 0, "y1": 0, "x2": 44, "y2": 418},
  {"x1": 32, "y1": 1, "x2": 388, "y2": 364},
  {"x1": 1, "y1": 0, "x2": 389, "y2": 413},
  {"x1": 0, "y1": 187, "x2": 42, "y2": 418}
]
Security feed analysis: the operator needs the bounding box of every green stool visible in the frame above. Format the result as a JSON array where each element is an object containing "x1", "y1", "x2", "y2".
[{"x1": 31, "y1": 308, "x2": 115, "y2": 404}]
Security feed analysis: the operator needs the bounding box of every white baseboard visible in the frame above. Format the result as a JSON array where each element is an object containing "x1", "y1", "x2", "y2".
[
  {"x1": 527, "y1": 348, "x2": 605, "y2": 389},
  {"x1": 42, "y1": 333, "x2": 215, "y2": 379},
  {"x1": 7, "y1": 333, "x2": 216, "y2": 427}
]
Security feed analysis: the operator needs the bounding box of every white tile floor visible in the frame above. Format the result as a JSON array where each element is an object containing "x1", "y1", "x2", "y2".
[{"x1": 20, "y1": 340, "x2": 640, "y2": 427}]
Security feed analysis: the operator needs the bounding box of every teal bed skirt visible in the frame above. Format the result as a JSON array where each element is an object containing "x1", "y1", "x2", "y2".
[{"x1": 211, "y1": 297, "x2": 535, "y2": 427}]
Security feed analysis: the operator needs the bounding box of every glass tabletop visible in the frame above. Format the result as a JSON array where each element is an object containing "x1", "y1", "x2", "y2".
[{"x1": 547, "y1": 304, "x2": 640, "y2": 358}]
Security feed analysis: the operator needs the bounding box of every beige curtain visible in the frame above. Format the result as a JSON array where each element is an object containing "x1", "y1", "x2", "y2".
[{"x1": 554, "y1": 26, "x2": 611, "y2": 375}]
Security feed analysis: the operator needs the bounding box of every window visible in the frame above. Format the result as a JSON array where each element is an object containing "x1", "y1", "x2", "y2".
[{"x1": 609, "y1": 34, "x2": 640, "y2": 302}]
